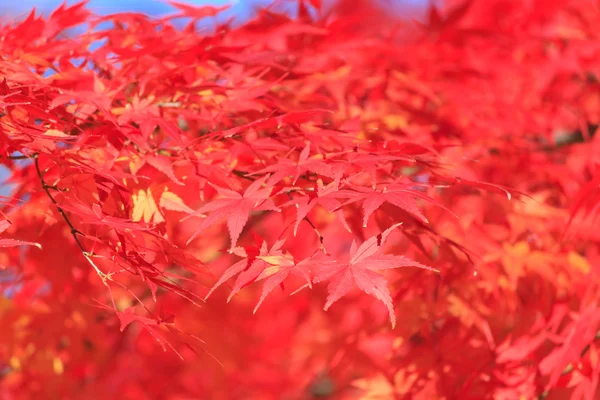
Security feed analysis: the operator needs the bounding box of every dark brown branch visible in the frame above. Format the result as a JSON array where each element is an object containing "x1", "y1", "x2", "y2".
[
  {"x1": 33, "y1": 154, "x2": 107, "y2": 279},
  {"x1": 2, "y1": 154, "x2": 34, "y2": 160}
]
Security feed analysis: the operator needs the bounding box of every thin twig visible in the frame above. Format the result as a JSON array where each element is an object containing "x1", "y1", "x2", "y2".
[
  {"x1": 232, "y1": 169, "x2": 254, "y2": 181},
  {"x1": 2, "y1": 154, "x2": 33, "y2": 160},
  {"x1": 285, "y1": 192, "x2": 325, "y2": 253},
  {"x1": 156, "y1": 101, "x2": 182, "y2": 108},
  {"x1": 33, "y1": 154, "x2": 107, "y2": 279}
]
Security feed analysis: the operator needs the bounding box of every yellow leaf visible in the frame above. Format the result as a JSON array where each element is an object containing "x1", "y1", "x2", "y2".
[
  {"x1": 516, "y1": 191, "x2": 568, "y2": 218},
  {"x1": 9, "y1": 356, "x2": 21, "y2": 370},
  {"x1": 257, "y1": 265, "x2": 281, "y2": 280},
  {"x1": 53, "y1": 357, "x2": 64, "y2": 375},
  {"x1": 568, "y1": 251, "x2": 590, "y2": 274},
  {"x1": 258, "y1": 254, "x2": 294, "y2": 267},
  {"x1": 20, "y1": 53, "x2": 53, "y2": 68},
  {"x1": 383, "y1": 114, "x2": 408, "y2": 130},
  {"x1": 256, "y1": 253, "x2": 295, "y2": 280},
  {"x1": 394, "y1": 368, "x2": 420, "y2": 395},
  {"x1": 352, "y1": 374, "x2": 394, "y2": 399},
  {"x1": 159, "y1": 190, "x2": 193, "y2": 213},
  {"x1": 132, "y1": 188, "x2": 164, "y2": 224},
  {"x1": 70, "y1": 310, "x2": 87, "y2": 329},
  {"x1": 111, "y1": 106, "x2": 126, "y2": 115},
  {"x1": 506, "y1": 241, "x2": 530, "y2": 257},
  {"x1": 121, "y1": 34, "x2": 137, "y2": 48},
  {"x1": 44, "y1": 129, "x2": 69, "y2": 137},
  {"x1": 128, "y1": 155, "x2": 146, "y2": 175}
]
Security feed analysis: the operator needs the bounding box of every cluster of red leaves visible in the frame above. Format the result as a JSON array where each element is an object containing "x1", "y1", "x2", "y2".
[{"x1": 1, "y1": 0, "x2": 600, "y2": 398}]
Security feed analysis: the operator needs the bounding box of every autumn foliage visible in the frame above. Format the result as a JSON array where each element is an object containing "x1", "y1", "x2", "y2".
[{"x1": 2, "y1": 0, "x2": 600, "y2": 398}]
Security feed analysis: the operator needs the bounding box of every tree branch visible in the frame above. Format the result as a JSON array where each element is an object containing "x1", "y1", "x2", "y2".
[
  {"x1": 1, "y1": 154, "x2": 34, "y2": 160},
  {"x1": 33, "y1": 154, "x2": 107, "y2": 279}
]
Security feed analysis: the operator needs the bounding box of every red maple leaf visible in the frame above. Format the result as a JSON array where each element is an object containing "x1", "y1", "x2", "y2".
[
  {"x1": 204, "y1": 238, "x2": 311, "y2": 308},
  {"x1": 313, "y1": 223, "x2": 437, "y2": 328},
  {"x1": 340, "y1": 181, "x2": 453, "y2": 227},
  {"x1": 252, "y1": 246, "x2": 313, "y2": 313},
  {"x1": 281, "y1": 179, "x2": 355, "y2": 235},
  {"x1": 0, "y1": 218, "x2": 41, "y2": 249},
  {"x1": 183, "y1": 176, "x2": 280, "y2": 249},
  {"x1": 167, "y1": 1, "x2": 230, "y2": 21},
  {"x1": 251, "y1": 142, "x2": 334, "y2": 185}
]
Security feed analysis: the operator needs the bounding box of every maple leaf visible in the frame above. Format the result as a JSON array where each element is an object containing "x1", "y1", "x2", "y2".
[
  {"x1": 0, "y1": 91, "x2": 32, "y2": 109},
  {"x1": 123, "y1": 152, "x2": 185, "y2": 185},
  {"x1": 250, "y1": 142, "x2": 334, "y2": 185},
  {"x1": 131, "y1": 187, "x2": 193, "y2": 224},
  {"x1": 281, "y1": 179, "x2": 355, "y2": 235},
  {"x1": 204, "y1": 239, "x2": 310, "y2": 305},
  {"x1": 183, "y1": 176, "x2": 280, "y2": 250},
  {"x1": 5, "y1": 1, "x2": 600, "y2": 397},
  {"x1": 343, "y1": 152, "x2": 412, "y2": 187},
  {"x1": 0, "y1": 238, "x2": 41, "y2": 249},
  {"x1": 117, "y1": 307, "x2": 159, "y2": 332},
  {"x1": 496, "y1": 331, "x2": 548, "y2": 364},
  {"x1": 0, "y1": 218, "x2": 41, "y2": 249},
  {"x1": 132, "y1": 188, "x2": 164, "y2": 224},
  {"x1": 57, "y1": 195, "x2": 150, "y2": 231},
  {"x1": 113, "y1": 307, "x2": 186, "y2": 360},
  {"x1": 565, "y1": 168, "x2": 600, "y2": 234},
  {"x1": 340, "y1": 182, "x2": 444, "y2": 227},
  {"x1": 313, "y1": 224, "x2": 437, "y2": 328},
  {"x1": 168, "y1": 1, "x2": 230, "y2": 21},
  {"x1": 145, "y1": 154, "x2": 185, "y2": 186},
  {"x1": 252, "y1": 248, "x2": 313, "y2": 313},
  {"x1": 539, "y1": 304, "x2": 600, "y2": 389},
  {"x1": 159, "y1": 190, "x2": 194, "y2": 214}
]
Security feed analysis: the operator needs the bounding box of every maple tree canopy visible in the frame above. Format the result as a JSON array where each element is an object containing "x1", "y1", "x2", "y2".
[{"x1": 1, "y1": 0, "x2": 600, "y2": 398}]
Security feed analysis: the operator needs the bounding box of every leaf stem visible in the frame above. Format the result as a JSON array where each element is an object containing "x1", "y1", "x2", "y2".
[
  {"x1": 285, "y1": 192, "x2": 325, "y2": 253},
  {"x1": 232, "y1": 169, "x2": 254, "y2": 181}
]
